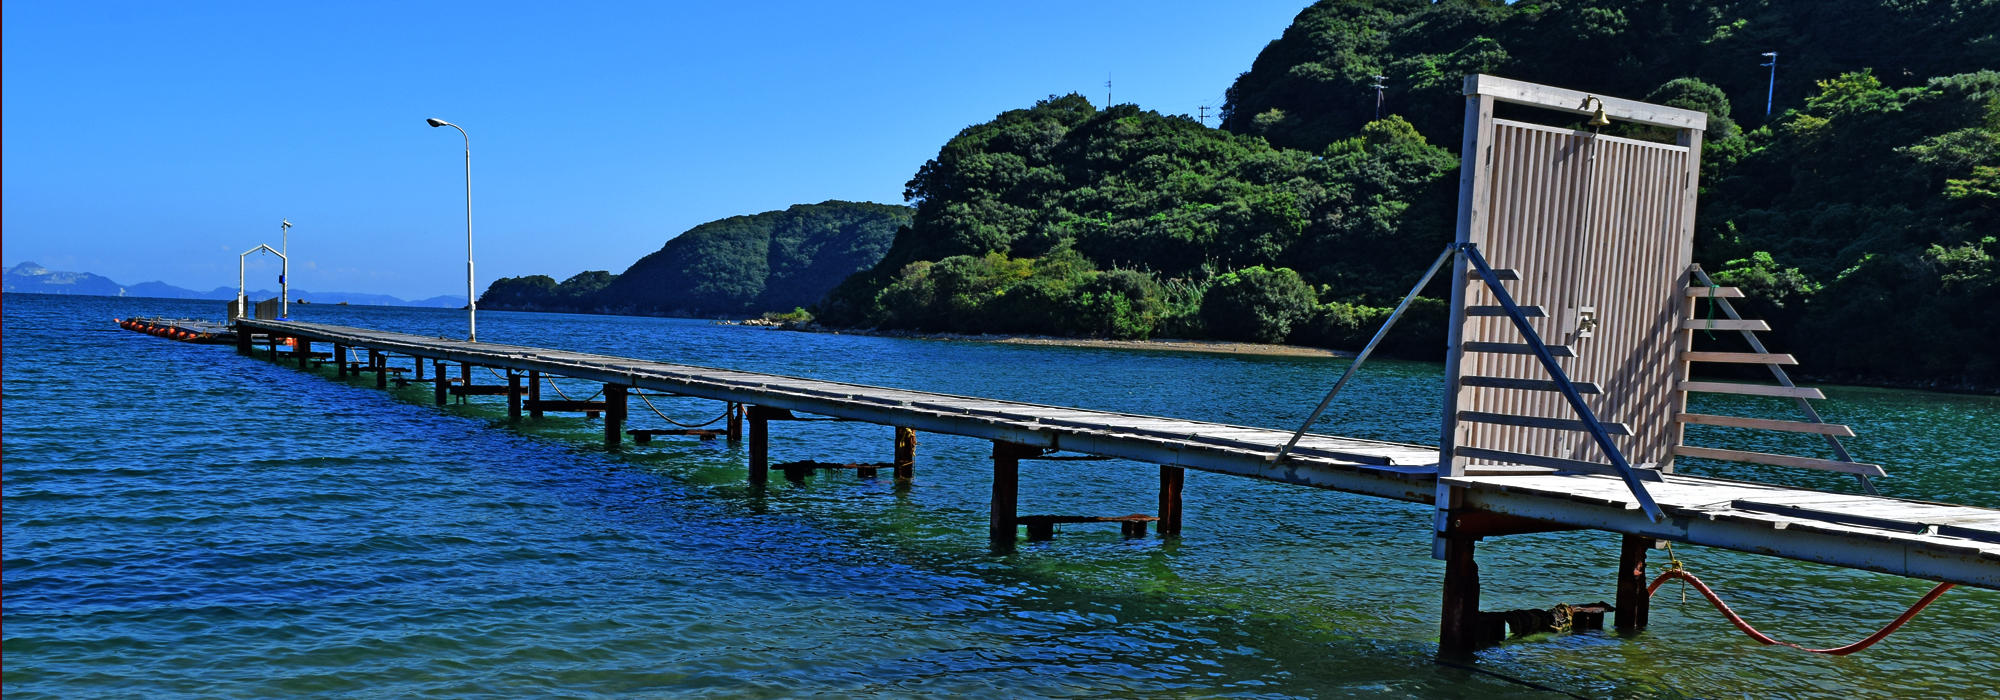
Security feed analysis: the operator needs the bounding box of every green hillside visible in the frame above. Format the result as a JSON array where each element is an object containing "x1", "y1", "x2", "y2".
[
  {"x1": 817, "y1": 0, "x2": 1998, "y2": 386},
  {"x1": 482, "y1": 200, "x2": 912, "y2": 317}
]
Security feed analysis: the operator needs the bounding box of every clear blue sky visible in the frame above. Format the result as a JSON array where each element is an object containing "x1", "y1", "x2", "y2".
[{"x1": 4, "y1": 1, "x2": 1309, "y2": 300}]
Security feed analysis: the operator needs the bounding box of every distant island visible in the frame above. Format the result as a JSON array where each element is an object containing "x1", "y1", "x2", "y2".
[
  {"x1": 2, "y1": 261, "x2": 466, "y2": 308},
  {"x1": 480, "y1": 200, "x2": 911, "y2": 317}
]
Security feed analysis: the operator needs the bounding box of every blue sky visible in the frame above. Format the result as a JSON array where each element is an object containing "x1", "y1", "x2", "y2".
[{"x1": 3, "y1": 1, "x2": 1309, "y2": 299}]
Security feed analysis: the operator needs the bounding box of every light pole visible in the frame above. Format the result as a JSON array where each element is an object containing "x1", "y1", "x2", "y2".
[
  {"x1": 280, "y1": 219, "x2": 292, "y2": 318},
  {"x1": 239, "y1": 245, "x2": 285, "y2": 319},
  {"x1": 427, "y1": 117, "x2": 476, "y2": 342},
  {"x1": 1762, "y1": 52, "x2": 1779, "y2": 116}
]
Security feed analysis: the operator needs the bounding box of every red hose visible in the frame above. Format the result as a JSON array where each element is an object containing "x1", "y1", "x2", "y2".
[{"x1": 1648, "y1": 568, "x2": 1955, "y2": 655}]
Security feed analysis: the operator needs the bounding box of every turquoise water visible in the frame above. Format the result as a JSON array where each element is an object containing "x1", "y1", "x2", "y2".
[{"x1": 5, "y1": 292, "x2": 1996, "y2": 699}]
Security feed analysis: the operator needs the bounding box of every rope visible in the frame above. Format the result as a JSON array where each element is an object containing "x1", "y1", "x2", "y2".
[
  {"x1": 1647, "y1": 565, "x2": 1955, "y2": 655},
  {"x1": 542, "y1": 375, "x2": 602, "y2": 402},
  {"x1": 635, "y1": 393, "x2": 729, "y2": 428}
]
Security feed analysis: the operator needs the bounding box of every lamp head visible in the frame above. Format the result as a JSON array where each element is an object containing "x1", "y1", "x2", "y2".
[
  {"x1": 1762, "y1": 52, "x2": 1778, "y2": 57},
  {"x1": 426, "y1": 118, "x2": 450, "y2": 127}
]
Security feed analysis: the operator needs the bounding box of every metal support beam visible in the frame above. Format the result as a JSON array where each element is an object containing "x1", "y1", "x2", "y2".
[
  {"x1": 748, "y1": 405, "x2": 769, "y2": 486},
  {"x1": 604, "y1": 384, "x2": 627, "y2": 449},
  {"x1": 894, "y1": 426, "x2": 916, "y2": 483},
  {"x1": 1439, "y1": 533, "x2": 1486, "y2": 653},
  {"x1": 1615, "y1": 534, "x2": 1654, "y2": 631},
  {"x1": 1158, "y1": 465, "x2": 1184, "y2": 537},
  {"x1": 434, "y1": 361, "x2": 448, "y2": 406},
  {"x1": 508, "y1": 371, "x2": 522, "y2": 421},
  {"x1": 528, "y1": 370, "x2": 542, "y2": 417},
  {"x1": 992, "y1": 441, "x2": 1034, "y2": 552}
]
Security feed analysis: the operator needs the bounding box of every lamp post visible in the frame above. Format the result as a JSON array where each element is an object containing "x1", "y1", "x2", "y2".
[
  {"x1": 1761, "y1": 52, "x2": 1779, "y2": 116},
  {"x1": 280, "y1": 219, "x2": 292, "y2": 318},
  {"x1": 427, "y1": 118, "x2": 476, "y2": 342}
]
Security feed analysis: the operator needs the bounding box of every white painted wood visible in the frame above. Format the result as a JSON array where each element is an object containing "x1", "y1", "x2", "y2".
[
  {"x1": 1464, "y1": 74, "x2": 1708, "y2": 130},
  {"x1": 1679, "y1": 381, "x2": 1825, "y2": 399}
]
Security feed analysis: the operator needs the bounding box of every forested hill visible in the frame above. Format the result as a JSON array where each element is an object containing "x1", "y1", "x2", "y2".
[
  {"x1": 817, "y1": 0, "x2": 1999, "y2": 387},
  {"x1": 482, "y1": 201, "x2": 911, "y2": 317}
]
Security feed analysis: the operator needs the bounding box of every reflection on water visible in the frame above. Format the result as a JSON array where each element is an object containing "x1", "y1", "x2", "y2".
[{"x1": 5, "y1": 293, "x2": 1996, "y2": 699}]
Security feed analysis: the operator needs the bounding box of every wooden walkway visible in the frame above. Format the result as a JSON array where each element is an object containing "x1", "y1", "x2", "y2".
[{"x1": 234, "y1": 319, "x2": 2000, "y2": 591}]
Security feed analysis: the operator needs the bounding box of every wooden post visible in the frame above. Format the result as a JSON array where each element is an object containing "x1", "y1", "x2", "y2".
[
  {"x1": 507, "y1": 370, "x2": 522, "y2": 421},
  {"x1": 894, "y1": 426, "x2": 917, "y2": 483},
  {"x1": 604, "y1": 384, "x2": 627, "y2": 448},
  {"x1": 235, "y1": 325, "x2": 253, "y2": 355},
  {"x1": 335, "y1": 344, "x2": 347, "y2": 377},
  {"x1": 414, "y1": 355, "x2": 424, "y2": 381},
  {"x1": 434, "y1": 360, "x2": 448, "y2": 406},
  {"x1": 1158, "y1": 465, "x2": 1184, "y2": 537},
  {"x1": 528, "y1": 370, "x2": 542, "y2": 417},
  {"x1": 459, "y1": 363, "x2": 472, "y2": 404},
  {"x1": 1615, "y1": 534, "x2": 1654, "y2": 631},
  {"x1": 991, "y1": 441, "x2": 1029, "y2": 552},
  {"x1": 299, "y1": 339, "x2": 312, "y2": 369},
  {"x1": 374, "y1": 350, "x2": 388, "y2": 389},
  {"x1": 1439, "y1": 534, "x2": 1483, "y2": 654},
  {"x1": 727, "y1": 402, "x2": 743, "y2": 442},
  {"x1": 748, "y1": 406, "x2": 769, "y2": 486},
  {"x1": 268, "y1": 336, "x2": 279, "y2": 361}
]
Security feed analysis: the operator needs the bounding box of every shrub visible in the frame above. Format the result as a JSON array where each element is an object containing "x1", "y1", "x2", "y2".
[{"x1": 1199, "y1": 266, "x2": 1317, "y2": 343}]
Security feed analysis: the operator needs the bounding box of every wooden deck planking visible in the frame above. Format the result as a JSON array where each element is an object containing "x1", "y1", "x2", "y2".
[{"x1": 244, "y1": 319, "x2": 2000, "y2": 589}]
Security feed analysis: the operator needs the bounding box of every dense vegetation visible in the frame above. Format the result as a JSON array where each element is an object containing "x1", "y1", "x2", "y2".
[
  {"x1": 818, "y1": 0, "x2": 1997, "y2": 385},
  {"x1": 483, "y1": 201, "x2": 910, "y2": 317}
]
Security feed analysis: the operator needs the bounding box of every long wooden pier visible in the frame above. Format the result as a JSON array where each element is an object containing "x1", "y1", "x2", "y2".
[{"x1": 234, "y1": 319, "x2": 2000, "y2": 613}]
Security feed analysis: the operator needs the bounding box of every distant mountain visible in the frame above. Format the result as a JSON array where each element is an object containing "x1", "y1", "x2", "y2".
[
  {"x1": 481, "y1": 200, "x2": 913, "y2": 317},
  {"x1": 3, "y1": 261, "x2": 465, "y2": 307}
]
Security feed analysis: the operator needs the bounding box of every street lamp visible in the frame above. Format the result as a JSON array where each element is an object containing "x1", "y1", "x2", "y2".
[
  {"x1": 427, "y1": 118, "x2": 476, "y2": 342},
  {"x1": 280, "y1": 219, "x2": 292, "y2": 318}
]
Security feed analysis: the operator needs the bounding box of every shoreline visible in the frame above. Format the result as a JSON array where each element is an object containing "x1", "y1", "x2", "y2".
[{"x1": 717, "y1": 321, "x2": 1354, "y2": 359}]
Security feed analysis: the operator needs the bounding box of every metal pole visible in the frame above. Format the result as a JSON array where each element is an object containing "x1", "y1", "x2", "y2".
[
  {"x1": 280, "y1": 220, "x2": 291, "y2": 319},
  {"x1": 1762, "y1": 52, "x2": 1778, "y2": 116},
  {"x1": 1271, "y1": 244, "x2": 1455, "y2": 464},
  {"x1": 428, "y1": 119, "x2": 475, "y2": 342}
]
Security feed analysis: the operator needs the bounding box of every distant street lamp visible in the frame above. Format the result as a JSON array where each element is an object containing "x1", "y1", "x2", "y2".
[
  {"x1": 427, "y1": 118, "x2": 476, "y2": 342},
  {"x1": 280, "y1": 219, "x2": 292, "y2": 318},
  {"x1": 239, "y1": 244, "x2": 286, "y2": 319}
]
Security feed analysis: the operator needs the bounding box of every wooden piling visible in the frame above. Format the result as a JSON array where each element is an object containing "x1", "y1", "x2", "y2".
[
  {"x1": 1158, "y1": 465, "x2": 1184, "y2": 537},
  {"x1": 268, "y1": 336, "x2": 279, "y2": 361},
  {"x1": 748, "y1": 405, "x2": 769, "y2": 486},
  {"x1": 727, "y1": 402, "x2": 743, "y2": 442},
  {"x1": 335, "y1": 344, "x2": 347, "y2": 377},
  {"x1": 235, "y1": 325, "x2": 253, "y2": 355},
  {"x1": 528, "y1": 370, "x2": 542, "y2": 417},
  {"x1": 414, "y1": 355, "x2": 424, "y2": 381},
  {"x1": 991, "y1": 442, "x2": 1033, "y2": 552},
  {"x1": 434, "y1": 360, "x2": 448, "y2": 406},
  {"x1": 299, "y1": 339, "x2": 312, "y2": 369},
  {"x1": 508, "y1": 371, "x2": 522, "y2": 421},
  {"x1": 1615, "y1": 534, "x2": 1654, "y2": 631},
  {"x1": 894, "y1": 426, "x2": 916, "y2": 483},
  {"x1": 604, "y1": 384, "x2": 627, "y2": 448},
  {"x1": 373, "y1": 350, "x2": 387, "y2": 389}
]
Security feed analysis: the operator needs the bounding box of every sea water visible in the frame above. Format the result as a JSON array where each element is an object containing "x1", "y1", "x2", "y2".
[{"x1": 5, "y1": 292, "x2": 1996, "y2": 699}]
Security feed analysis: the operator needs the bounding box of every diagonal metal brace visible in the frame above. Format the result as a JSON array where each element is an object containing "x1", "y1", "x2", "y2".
[
  {"x1": 1271, "y1": 244, "x2": 1457, "y2": 466},
  {"x1": 1461, "y1": 243, "x2": 1666, "y2": 523}
]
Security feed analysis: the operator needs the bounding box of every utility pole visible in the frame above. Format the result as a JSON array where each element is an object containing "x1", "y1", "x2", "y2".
[
  {"x1": 1761, "y1": 52, "x2": 1779, "y2": 116},
  {"x1": 1198, "y1": 105, "x2": 1209, "y2": 127},
  {"x1": 1371, "y1": 75, "x2": 1388, "y2": 120},
  {"x1": 1105, "y1": 73, "x2": 1112, "y2": 107}
]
